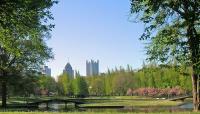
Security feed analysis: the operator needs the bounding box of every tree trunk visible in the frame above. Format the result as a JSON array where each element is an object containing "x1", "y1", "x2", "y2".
[
  {"x1": 2, "y1": 80, "x2": 7, "y2": 108},
  {"x1": 197, "y1": 75, "x2": 200, "y2": 110},
  {"x1": 191, "y1": 70, "x2": 199, "y2": 111},
  {"x1": 187, "y1": 21, "x2": 200, "y2": 111}
]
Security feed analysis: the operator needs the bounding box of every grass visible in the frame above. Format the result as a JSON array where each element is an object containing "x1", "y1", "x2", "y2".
[
  {"x1": 86, "y1": 96, "x2": 151, "y2": 99},
  {"x1": 78, "y1": 96, "x2": 170, "y2": 107},
  {"x1": 0, "y1": 112, "x2": 200, "y2": 114},
  {"x1": 81, "y1": 99, "x2": 183, "y2": 107}
]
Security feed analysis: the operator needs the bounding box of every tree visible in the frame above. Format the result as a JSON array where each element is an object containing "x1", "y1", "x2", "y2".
[
  {"x1": 130, "y1": 0, "x2": 200, "y2": 111},
  {"x1": 104, "y1": 73, "x2": 113, "y2": 96},
  {"x1": 90, "y1": 77, "x2": 105, "y2": 96},
  {"x1": 112, "y1": 72, "x2": 134, "y2": 95},
  {"x1": 0, "y1": 0, "x2": 57, "y2": 108},
  {"x1": 57, "y1": 73, "x2": 73, "y2": 96},
  {"x1": 73, "y1": 76, "x2": 88, "y2": 97},
  {"x1": 38, "y1": 75, "x2": 57, "y2": 95}
]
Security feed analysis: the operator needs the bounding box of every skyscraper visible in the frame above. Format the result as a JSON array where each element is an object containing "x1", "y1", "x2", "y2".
[
  {"x1": 42, "y1": 66, "x2": 51, "y2": 76},
  {"x1": 86, "y1": 60, "x2": 99, "y2": 76},
  {"x1": 63, "y1": 62, "x2": 74, "y2": 78}
]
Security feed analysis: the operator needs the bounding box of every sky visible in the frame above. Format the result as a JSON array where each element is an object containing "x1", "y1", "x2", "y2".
[{"x1": 46, "y1": 0, "x2": 146, "y2": 77}]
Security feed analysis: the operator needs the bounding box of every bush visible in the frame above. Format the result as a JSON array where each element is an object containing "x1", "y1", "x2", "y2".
[
  {"x1": 132, "y1": 87, "x2": 186, "y2": 97},
  {"x1": 126, "y1": 88, "x2": 133, "y2": 96}
]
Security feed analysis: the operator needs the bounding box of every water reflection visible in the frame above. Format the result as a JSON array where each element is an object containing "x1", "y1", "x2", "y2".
[
  {"x1": 38, "y1": 102, "x2": 77, "y2": 111},
  {"x1": 179, "y1": 103, "x2": 193, "y2": 109},
  {"x1": 36, "y1": 102, "x2": 193, "y2": 113},
  {"x1": 80, "y1": 106, "x2": 192, "y2": 113}
]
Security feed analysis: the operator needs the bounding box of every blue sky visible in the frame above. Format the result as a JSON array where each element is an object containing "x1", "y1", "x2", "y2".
[{"x1": 46, "y1": 0, "x2": 146, "y2": 77}]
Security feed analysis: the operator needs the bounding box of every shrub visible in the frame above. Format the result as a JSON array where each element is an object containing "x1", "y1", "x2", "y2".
[{"x1": 131, "y1": 87, "x2": 186, "y2": 97}]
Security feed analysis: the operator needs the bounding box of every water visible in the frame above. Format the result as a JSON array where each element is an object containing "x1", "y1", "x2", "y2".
[
  {"x1": 80, "y1": 106, "x2": 192, "y2": 113},
  {"x1": 39, "y1": 103, "x2": 65, "y2": 110},
  {"x1": 36, "y1": 102, "x2": 193, "y2": 112},
  {"x1": 38, "y1": 102, "x2": 77, "y2": 112},
  {"x1": 179, "y1": 102, "x2": 193, "y2": 109}
]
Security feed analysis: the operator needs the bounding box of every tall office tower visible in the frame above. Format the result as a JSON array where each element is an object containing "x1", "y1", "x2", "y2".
[
  {"x1": 42, "y1": 66, "x2": 51, "y2": 76},
  {"x1": 86, "y1": 60, "x2": 99, "y2": 76},
  {"x1": 63, "y1": 62, "x2": 74, "y2": 79}
]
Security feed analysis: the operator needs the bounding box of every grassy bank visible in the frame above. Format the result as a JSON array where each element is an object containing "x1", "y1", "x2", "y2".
[
  {"x1": 86, "y1": 96, "x2": 151, "y2": 99},
  {"x1": 80, "y1": 96, "x2": 186, "y2": 107}
]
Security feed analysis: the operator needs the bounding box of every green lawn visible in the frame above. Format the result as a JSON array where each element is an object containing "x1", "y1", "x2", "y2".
[
  {"x1": 0, "y1": 112, "x2": 200, "y2": 114},
  {"x1": 80, "y1": 99, "x2": 183, "y2": 107},
  {"x1": 86, "y1": 96, "x2": 152, "y2": 99}
]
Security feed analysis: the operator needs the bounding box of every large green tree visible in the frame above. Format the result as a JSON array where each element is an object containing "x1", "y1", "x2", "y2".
[
  {"x1": 89, "y1": 77, "x2": 105, "y2": 96},
  {"x1": 112, "y1": 72, "x2": 134, "y2": 95},
  {"x1": 73, "y1": 76, "x2": 88, "y2": 97},
  {"x1": 57, "y1": 73, "x2": 73, "y2": 96},
  {"x1": 130, "y1": 0, "x2": 200, "y2": 111},
  {"x1": 0, "y1": 0, "x2": 57, "y2": 108},
  {"x1": 38, "y1": 75, "x2": 57, "y2": 95}
]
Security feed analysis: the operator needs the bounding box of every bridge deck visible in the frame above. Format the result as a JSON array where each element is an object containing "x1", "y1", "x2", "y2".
[
  {"x1": 27, "y1": 99, "x2": 85, "y2": 106},
  {"x1": 169, "y1": 95, "x2": 192, "y2": 101}
]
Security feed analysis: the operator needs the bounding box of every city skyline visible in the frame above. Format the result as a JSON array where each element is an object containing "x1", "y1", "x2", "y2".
[
  {"x1": 46, "y1": 0, "x2": 145, "y2": 77},
  {"x1": 49, "y1": 58, "x2": 140, "y2": 77}
]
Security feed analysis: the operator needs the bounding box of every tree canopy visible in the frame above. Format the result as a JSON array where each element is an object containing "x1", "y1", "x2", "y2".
[
  {"x1": 131, "y1": 0, "x2": 200, "y2": 64},
  {"x1": 0, "y1": 0, "x2": 57, "y2": 73}
]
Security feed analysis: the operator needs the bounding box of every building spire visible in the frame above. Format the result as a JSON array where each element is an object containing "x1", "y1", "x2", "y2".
[{"x1": 67, "y1": 57, "x2": 69, "y2": 63}]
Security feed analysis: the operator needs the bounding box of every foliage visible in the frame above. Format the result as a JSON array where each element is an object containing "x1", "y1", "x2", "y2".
[
  {"x1": 132, "y1": 87, "x2": 186, "y2": 97},
  {"x1": 8, "y1": 73, "x2": 38, "y2": 96},
  {"x1": 56, "y1": 72, "x2": 89, "y2": 97},
  {"x1": 85, "y1": 64, "x2": 191, "y2": 96},
  {"x1": 73, "y1": 75, "x2": 89, "y2": 97},
  {"x1": 89, "y1": 77, "x2": 105, "y2": 96},
  {"x1": 6, "y1": 64, "x2": 192, "y2": 98},
  {"x1": 0, "y1": 0, "x2": 57, "y2": 73},
  {"x1": 112, "y1": 72, "x2": 134, "y2": 95},
  {"x1": 38, "y1": 75, "x2": 57, "y2": 93},
  {"x1": 130, "y1": 0, "x2": 200, "y2": 64},
  {"x1": 57, "y1": 73, "x2": 73, "y2": 96}
]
